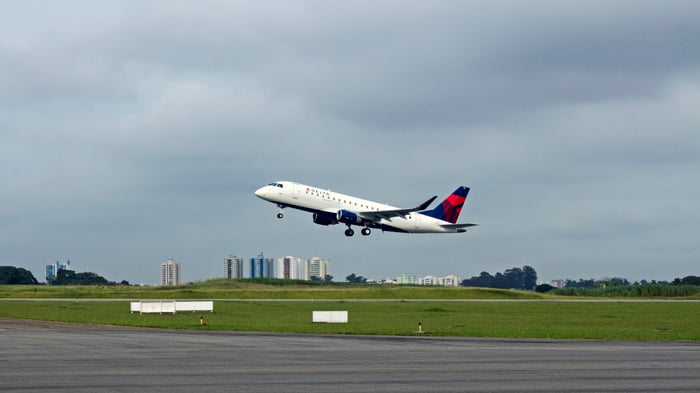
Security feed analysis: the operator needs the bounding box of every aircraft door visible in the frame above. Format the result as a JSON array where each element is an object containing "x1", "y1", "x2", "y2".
[{"x1": 293, "y1": 183, "x2": 300, "y2": 199}]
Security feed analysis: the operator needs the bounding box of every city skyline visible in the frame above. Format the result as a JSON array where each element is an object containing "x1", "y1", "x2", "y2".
[{"x1": 23, "y1": 248, "x2": 693, "y2": 286}]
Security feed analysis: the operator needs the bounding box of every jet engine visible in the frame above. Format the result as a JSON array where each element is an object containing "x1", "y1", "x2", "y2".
[
  {"x1": 336, "y1": 209, "x2": 363, "y2": 225},
  {"x1": 312, "y1": 213, "x2": 338, "y2": 226}
]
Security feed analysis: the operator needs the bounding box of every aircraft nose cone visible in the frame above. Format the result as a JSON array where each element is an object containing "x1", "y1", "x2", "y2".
[{"x1": 254, "y1": 187, "x2": 266, "y2": 199}]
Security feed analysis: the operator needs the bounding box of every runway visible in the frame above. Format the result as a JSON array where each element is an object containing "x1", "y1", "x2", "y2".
[{"x1": 1, "y1": 318, "x2": 699, "y2": 392}]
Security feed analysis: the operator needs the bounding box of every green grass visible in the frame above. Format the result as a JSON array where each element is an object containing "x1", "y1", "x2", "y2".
[
  {"x1": 1, "y1": 300, "x2": 698, "y2": 341},
  {"x1": 0, "y1": 281, "x2": 548, "y2": 300},
  {"x1": 1, "y1": 281, "x2": 698, "y2": 340}
]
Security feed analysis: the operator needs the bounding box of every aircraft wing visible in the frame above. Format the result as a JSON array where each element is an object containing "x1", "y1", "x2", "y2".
[{"x1": 358, "y1": 195, "x2": 437, "y2": 222}]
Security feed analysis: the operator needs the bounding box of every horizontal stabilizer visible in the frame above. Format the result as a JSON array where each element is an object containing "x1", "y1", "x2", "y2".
[{"x1": 440, "y1": 223, "x2": 478, "y2": 229}]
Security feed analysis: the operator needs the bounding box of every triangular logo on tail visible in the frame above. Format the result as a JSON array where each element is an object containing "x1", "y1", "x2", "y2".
[{"x1": 420, "y1": 186, "x2": 469, "y2": 224}]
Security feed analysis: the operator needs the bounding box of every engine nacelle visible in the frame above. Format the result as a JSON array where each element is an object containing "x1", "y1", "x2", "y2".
[
  {"x1": 313, "y1": 213, "x2": 338, "y2": 226},
  {"x1": 337, "y1": 209, "x2": 363, "y2": 225}
]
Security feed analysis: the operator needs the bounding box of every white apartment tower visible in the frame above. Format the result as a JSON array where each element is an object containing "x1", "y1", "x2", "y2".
[
  {"x1": 276, "y1": 256, "x2": 304, "y2": 280},
  {"x1": 224, "y1": 255, "x2": 244, "y2": 279},
  {"x1": 160, "y1": 259, "x2": 181, "y2": 286},
  {"x1": 305, "y1": 256, "x2": 330, "y2": 281},
  {"x1": 443, "y1": 275, "x2": 462, "y2": 287}
]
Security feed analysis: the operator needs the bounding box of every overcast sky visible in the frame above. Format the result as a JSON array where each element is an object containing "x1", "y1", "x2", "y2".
[{"x1": 2, "y1": 1, "x2": 699, "y2": 285}]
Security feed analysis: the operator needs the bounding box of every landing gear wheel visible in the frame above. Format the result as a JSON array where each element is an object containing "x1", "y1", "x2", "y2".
[
  {"x1": 361, "y1": 227, "x2": 371, "y2": 236},
  {"x1": 344, "y1": 228, "x2": 355, "y2": 237},
  {"x1": 277, "y1": 213, "x2": 284, "y2": 219}
]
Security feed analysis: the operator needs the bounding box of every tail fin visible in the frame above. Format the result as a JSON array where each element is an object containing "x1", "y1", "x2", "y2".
[{"x1": 420, "y1": 186, "x2": 469, "y2": 224}]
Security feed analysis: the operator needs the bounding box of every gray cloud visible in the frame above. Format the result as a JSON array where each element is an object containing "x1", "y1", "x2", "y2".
[{"x1": 1, "y1": 1, "x2": 699, "y2": 284}]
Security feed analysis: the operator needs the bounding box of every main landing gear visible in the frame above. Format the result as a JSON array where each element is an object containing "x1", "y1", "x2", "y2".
[{"x1": 344, "y1": 225, "x2": 371, "y2": 237}]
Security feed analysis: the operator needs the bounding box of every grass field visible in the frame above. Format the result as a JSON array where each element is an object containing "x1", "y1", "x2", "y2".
[
  {"x1": 1, "y1": 282, "x2": 699, "y2": 340},
  {"x1": 1, "y1": 300, "x2": 698, "y2": 341},
  {"x1": 0, "y1": 280, "x2": 549, "y2": 300}
]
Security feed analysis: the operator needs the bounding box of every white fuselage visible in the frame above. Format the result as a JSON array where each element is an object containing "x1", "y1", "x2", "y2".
[{"x1": 254, "y1": 181, "x2": 464, "y2": 234}]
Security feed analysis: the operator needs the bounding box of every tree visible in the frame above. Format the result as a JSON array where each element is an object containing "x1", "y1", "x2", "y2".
[
  {"x1": 0, "y1": 266, "x2": 38, "y2": 285},
  {"x1": 346, "y1": 273, "x2": 367, "y2": 283},
  {"x1": 493, "y1": 272, "x2": 507, "y2": 288},
  {"x1": 565, "y1": 279, "x2": 596, "y2": 288},
  {"x1": 503, "y1": 268, "x2": 522, "y2": 289},
  {"x1": 462, "y1": 271, "x2": 495, "y2": 288},
  {"x1": 462, "y1": 266, "x2": 539, "y2": 290},
  {"x1": 535, "y1": 283, "x2": 555, "y2": 293},
  {"x1": 522, "y1": 266, "x2": 537, "y2": 291},
  {"x1": 674, "y1": 275, "x2": 700, "y2": 286},
  {"x1": 52, "y1": 269, "x2": 112, "y2": 285}
]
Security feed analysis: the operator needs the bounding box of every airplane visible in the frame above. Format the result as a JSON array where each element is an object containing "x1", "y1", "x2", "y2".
[{"x1": 254, "y1": 181, "x2": 477, "y2": 236}]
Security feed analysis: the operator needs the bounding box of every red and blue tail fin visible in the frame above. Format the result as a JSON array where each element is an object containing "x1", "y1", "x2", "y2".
[{"x1": 420, "y1": 186, "x2": 470, "y2": 224}]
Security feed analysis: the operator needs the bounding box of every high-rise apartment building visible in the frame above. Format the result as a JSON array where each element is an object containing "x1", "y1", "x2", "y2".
[
  {"x1": 224, "y1": 255, "x2": 244, "y2": 279},
  {"x1": 250, "y1": 252, "x2": 274, "y2": 279},
  {"x1": 304, "y1": 256, "x2": 330, "y2": 280},
  {"x1": 276, "y1": 256, "x2": 304, "y2": 280},
  {"x1": 45, "y1": 259, "x2": 72, "y2": 284},
  {"x1": 160, "y1": 259, "x2": 181, "y2": 286}
]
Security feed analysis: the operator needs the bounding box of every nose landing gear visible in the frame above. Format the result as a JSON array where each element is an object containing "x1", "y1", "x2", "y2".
[{"x1": 276, "y1": 205, "x2": 285, "y2": 219}]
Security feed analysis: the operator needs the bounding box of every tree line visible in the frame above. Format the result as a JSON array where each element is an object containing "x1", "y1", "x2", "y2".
[
  {"x1": 461, "y1": 266, "x2": 538, "y2": 290},
  {"x1": 0, "y1": 266, "x2": 128, "y2": 285},
  {"x1": 550, "y1": 275, "x2": 700, "y2": 297},
  {"x1": 0, "y1": 266, "x2": 39, "y2": 285},
  {"x1": 2, "y1": 263, "x2": 698, "y2": 293},
  {"x1": 50, "y1": 269, "x2": 118, "y2": 286}
]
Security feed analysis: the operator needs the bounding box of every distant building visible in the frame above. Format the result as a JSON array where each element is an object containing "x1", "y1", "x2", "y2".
[
  {"x1": 420, "y1": 275, "x2": 441, "y2": 286},
  {"x1": 305, "y1": 256, "x2": 329, "y2": 280},
  {"x1": 276, "y1": 256, "x2": 304, "y2": 280},
  {"x1": 396, "y1": 274, "x2": 418, "y2": 285},
  {"x1": 398, "y1": 274, "x2": 461, "y2": 286},
  {"x1": 250, "y1": 252, "x2": 274, "y2": 279},
  {"x1": 160, "y1": 259, "x2": 181, "y2": 286},
  {"x1": 550, "y1": 279, "x2": 564, "y2": 289},
  {"x1": 443, "y1": 275, "x2": 462, "y2": 287},
  {"x1": 45, "y1": 259, "x2": 72, "y2": 284},
  {"x1": 224, "y1": 255, "x2": 244, "y2": 279}
]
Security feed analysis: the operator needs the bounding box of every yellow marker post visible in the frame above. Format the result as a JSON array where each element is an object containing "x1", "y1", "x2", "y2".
[{"x1": 418, "y1": 322, "x2": 422, "y2": 333}]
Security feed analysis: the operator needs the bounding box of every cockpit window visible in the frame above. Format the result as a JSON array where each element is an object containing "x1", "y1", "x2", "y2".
[{"x1": 268, "y1": 182, "x2": 284, "y2": 188}]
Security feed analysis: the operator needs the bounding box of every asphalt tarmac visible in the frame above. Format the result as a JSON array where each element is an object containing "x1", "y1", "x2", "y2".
[{"x1": 1, "y1": 318, "x2": 698, "y2": 393}]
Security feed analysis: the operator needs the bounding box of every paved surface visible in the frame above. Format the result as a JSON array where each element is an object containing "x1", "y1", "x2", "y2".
[{"x1": 1, "y1": 318, "x2": 699, "y2": 392}]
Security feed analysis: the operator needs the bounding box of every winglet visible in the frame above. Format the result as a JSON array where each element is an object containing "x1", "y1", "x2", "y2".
[{"x1": 417, "y1": 196, "x2": 438, "y2": 211}]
